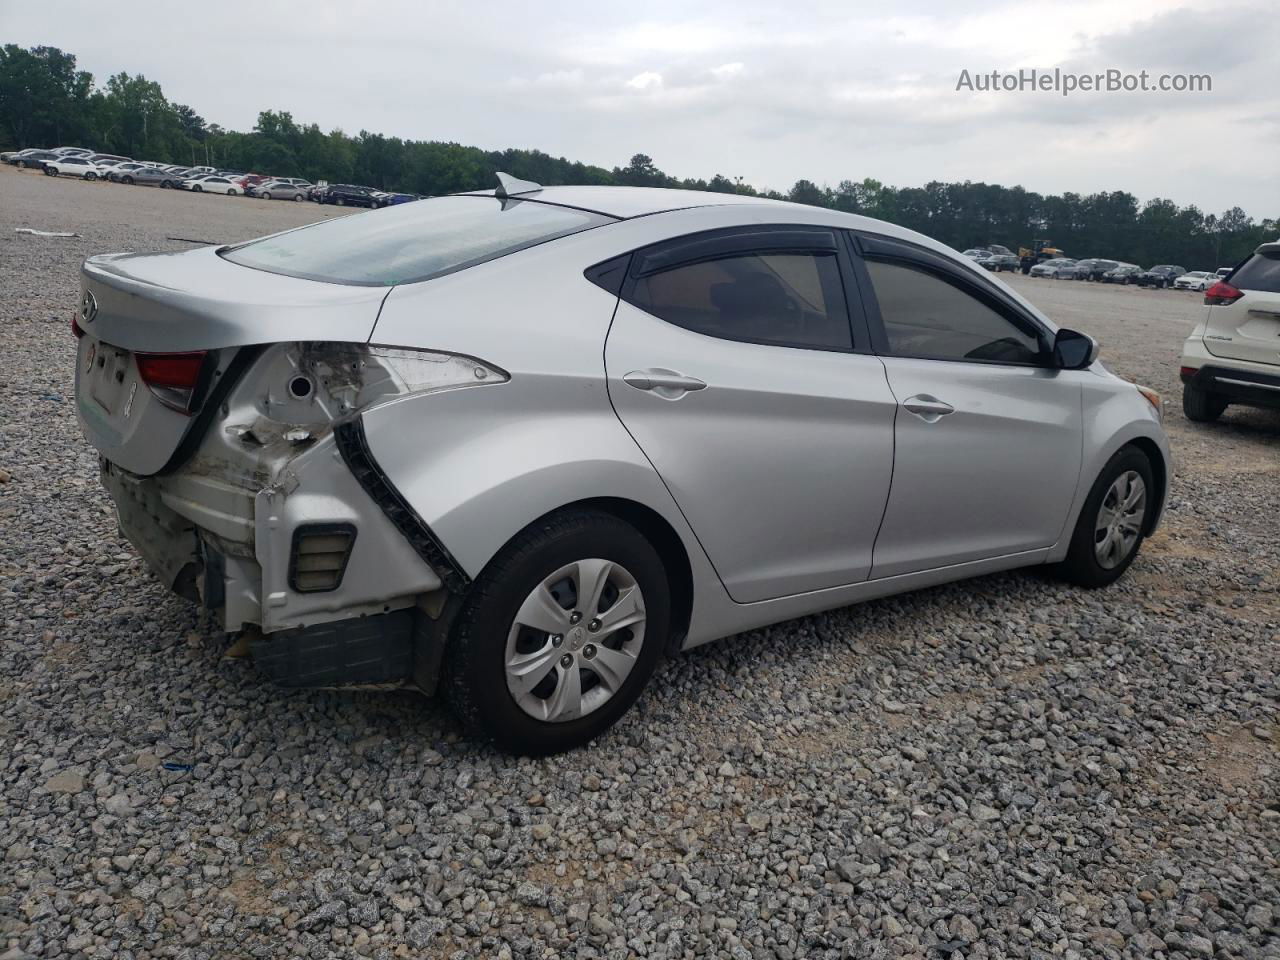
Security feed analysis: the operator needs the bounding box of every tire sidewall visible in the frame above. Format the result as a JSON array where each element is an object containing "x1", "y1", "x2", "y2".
[{"x1": 448, "y1": 514, "x2": 670, "y2": 754}]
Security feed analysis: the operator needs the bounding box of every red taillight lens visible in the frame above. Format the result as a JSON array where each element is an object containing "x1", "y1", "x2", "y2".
[
  {"x1": 1203, "y1": 281, "x2": 1243, "y2": 306},
  {"x1": 71, "y1": 312, "x2": 84, "y2": 338},
  {"x1": 1179, "y1": 366, "x2": 1198, "y2": 382},
  {"x1": 135, "y1": 351, "x2": 207, "y2": 414}
]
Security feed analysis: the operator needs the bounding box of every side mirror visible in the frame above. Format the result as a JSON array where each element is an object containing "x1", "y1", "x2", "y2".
[{"x1": 1053, "y1": 328, "x2": 1099, "y2": 369}]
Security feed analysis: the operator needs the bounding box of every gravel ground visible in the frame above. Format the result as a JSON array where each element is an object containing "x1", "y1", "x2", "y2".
[{"x1": 1, "y1": 164, "x2": 1278, "y2": 960}]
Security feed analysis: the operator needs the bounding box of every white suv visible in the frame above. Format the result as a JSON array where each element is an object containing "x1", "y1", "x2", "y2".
[{"x1": 1180, "y1": 242, "x2": 1280, "y2": 421}]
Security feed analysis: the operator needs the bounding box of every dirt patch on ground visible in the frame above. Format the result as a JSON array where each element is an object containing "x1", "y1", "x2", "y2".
[{"x1": 1201, "y1": 725, "x2": 1277, "y2": 792}]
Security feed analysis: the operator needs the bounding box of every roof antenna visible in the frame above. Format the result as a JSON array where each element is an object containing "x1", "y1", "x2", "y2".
[{"x1": 494, "y1": 172, "x2": 543, "y2": 199}]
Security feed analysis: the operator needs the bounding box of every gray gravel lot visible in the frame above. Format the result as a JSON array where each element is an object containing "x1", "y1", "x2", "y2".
[{"x1": 1, "y1": 165, "x2": 1277, "y2": 959}]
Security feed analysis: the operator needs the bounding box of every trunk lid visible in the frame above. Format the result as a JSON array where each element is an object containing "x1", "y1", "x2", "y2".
[
  {"x1": 1203, "y1": 244, "x2": 1280, "y2": 367},
  {"x1": 76, "y1": 247, "x2": 388, "y2": 475}
]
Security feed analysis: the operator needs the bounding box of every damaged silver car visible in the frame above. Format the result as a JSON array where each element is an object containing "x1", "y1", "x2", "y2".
[{"x1": 75, "y1": 174, "x2": 1171, "y2": 754}]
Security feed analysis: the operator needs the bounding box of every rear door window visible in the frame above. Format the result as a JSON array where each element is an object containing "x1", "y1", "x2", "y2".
[
  {"x1": 625, "y1": 250, "x2": 853, "y2": 350},
  {"x1": 222, "y1": 195, "x2": 616, "y2": 286}
]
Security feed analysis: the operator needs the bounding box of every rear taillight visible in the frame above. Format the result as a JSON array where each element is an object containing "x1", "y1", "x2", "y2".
[
  {"x1": 135, "y1": 351, "x2": 208, "y2": 414},
  {"x1": 71, "y1": 312, "x2": 84, "y2": 338},
  {"x1": 1203, "y1": 281, "x2": 1243, "y2": 306},
  {"x1": 1179, "y1": 366, "x2": 1198, "y2": 382}
]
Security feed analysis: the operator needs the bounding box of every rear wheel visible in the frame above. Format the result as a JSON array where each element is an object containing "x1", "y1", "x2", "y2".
[
  {"x1": 227, "y1": 188, "x2": 237, "y2": 196},
  {"x1": 1182, "y1": 382, "x2": 1228, "y2": 422},
  {"x1": 44, "y1": 166, "x2": 56, "y2": 176},
  {"x1": 444, "y1": 509, "x2": 670, "y2": 755},
  {"x1": 1051, "y1": 446, "x2": 1154, "y2": 588},
  {"x1": 122, "y1": 175, "x2": 134, "y2": 185},
  {"x1": 192, "y1": 185, "x2": 202, "y2": 192}
]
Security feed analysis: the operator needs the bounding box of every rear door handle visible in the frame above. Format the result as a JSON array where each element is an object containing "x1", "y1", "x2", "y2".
[
  {"x1": 623, "y1": 369, "x2": 707, "y2": 398},
  {"x1": 902, "y1": 394, "x2": 955, "y2": 422}
]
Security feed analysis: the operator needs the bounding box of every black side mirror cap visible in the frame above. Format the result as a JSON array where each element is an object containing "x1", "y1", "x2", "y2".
[{"x1": 1053, "y1": 328, "x2": 1099, "y2": 369}]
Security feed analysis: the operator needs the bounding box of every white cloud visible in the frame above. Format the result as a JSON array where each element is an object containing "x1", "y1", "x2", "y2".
[{"x1": 625, "y1": 71, "x2": 664, "y2": 91}]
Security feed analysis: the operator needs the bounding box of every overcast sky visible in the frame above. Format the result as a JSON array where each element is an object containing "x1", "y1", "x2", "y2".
[{"x1": 5, "y1": 0, "x2": 1277, "y2": 215}]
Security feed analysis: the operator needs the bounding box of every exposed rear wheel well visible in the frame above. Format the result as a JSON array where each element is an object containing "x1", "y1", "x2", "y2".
[
  {"x1": 1125, "y1": 437, "x2": 1167, "y2": 534},
  {"x1": 534, "y1": 497, "x2": 694, "y2": 655}
]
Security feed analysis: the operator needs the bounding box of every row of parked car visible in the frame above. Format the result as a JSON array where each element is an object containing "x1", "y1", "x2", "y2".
[
  {"x1": 1, "y1": 144, "x2": 420, "y2": 207},
  {"x1": 960, "y1": 247, "x2": 1230, "y2": 291},
  {"x1": 1026, "y1": 258, "x2": 1231, "y2": 291}
]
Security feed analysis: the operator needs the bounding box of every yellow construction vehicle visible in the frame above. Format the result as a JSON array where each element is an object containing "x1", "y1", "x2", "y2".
[{"x1": 1019, "y1": 239, "x2": 1067, "y2": 274}]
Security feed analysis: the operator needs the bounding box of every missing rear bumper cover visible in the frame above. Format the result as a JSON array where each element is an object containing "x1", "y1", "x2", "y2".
[{"x1": 334, "y1": 416, "x2": 471, "y2": 593}]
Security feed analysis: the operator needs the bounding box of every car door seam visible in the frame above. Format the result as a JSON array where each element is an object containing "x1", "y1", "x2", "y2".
[
  {"x1": 866, "y1": 357, "x2": 900, "y2": 581},
  {"x1": 601, "y1": 295, "x2": 738, "y2": 602}
]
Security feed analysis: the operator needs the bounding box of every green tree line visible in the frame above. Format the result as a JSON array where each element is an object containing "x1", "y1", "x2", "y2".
[{"x1": 2, "y1": 43, "x2": 1274, "y2": 268}]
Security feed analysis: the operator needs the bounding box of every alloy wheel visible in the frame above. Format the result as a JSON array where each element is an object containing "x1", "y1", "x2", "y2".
[
  {"x1": 505, "y1": 559, "x2": 647, "y2": 723},
  {"x1": 1094, "y1": 470, "x2": 1146, "y2": 569}
]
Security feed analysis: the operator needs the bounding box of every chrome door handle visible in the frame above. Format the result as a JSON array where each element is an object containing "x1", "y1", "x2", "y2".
[
  {"x1": 902, "y1": 394, "x2": 955, "y2": 422},
  {"x1": 623, "y1": 369, "x2": 707, "y2": 398}
]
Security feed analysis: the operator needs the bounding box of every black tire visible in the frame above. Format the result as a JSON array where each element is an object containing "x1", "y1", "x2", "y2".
[
  {"x1": 122, "y1": 175, "x2": 134, "y2": 185},
  {"x1": 43, "y1": 166, "x2": 56, "y2": 176},
  {"x1": 1051, "y1": 446, "x2": 1155, "y2": 588},
  {"x1": 443, "y1": 509, "x2": 671, "y2": 755},
  {"x1": 18, "y1": 160, "x2": 29, "y2": 169},
  {"x1": 1182, "y1": 382, "x2": 1228, "y2": 422},
  {"x1": 192, "y1": 185, "x2": 202, "y2": 192},
  {"x1": 336, "y1": 197, "x2": 346, "y2": 206},
  {"x1": 292, "y1": 193, "x2": 303, "y2": 202},
  {"x1": 227, "y1": 188, "x2": 237, "y2": 196}
]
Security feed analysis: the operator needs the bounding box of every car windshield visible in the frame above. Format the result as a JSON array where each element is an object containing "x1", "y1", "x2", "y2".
[{"x1": 221, "y1": 195, "x2": 618, "y2": 286}]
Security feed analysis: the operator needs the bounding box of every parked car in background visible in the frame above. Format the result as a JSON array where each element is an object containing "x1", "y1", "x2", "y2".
[
  {"x1": 52, "y1": 146, "x2": 93, "y2": 157},
  {"x1": 308, "y1": 184, "x2": 330, "y2": 202},
  {"x1": 9, "y1": 149, "x2": 61, "y2": 169},
  {"x1": 1136, "y1": 265, "x2": 1187, "y2": 288},
  {"x1": 985, "y1": 244, "x2": 1015, "y2": 257},
  {"x1": 1072, "y1": 259, "x2": 1119, "y2": 281},
  {"x1": 1029, "y1": 258, "x2": 1077, "y2": 278},
  {"x1": 1215, "y1": 267, "x2": 1233, "y2": 280},
  {"x1": 43, "y1": 156, "x2": 108, "y2": 179},
  {"x1": 183, "y1": 175, "x2": 242, "y2": 195},
  {"x1": 250, "y1": 180, "x2": 309, "y2": 201},
  {"x1": 961, "y1": 248, "x2": 991, "y2": 260},
  {"x1": 71, "y1": 180, "x2": 1170, "y2": 754},
  {"x1": 87, "y1": 153, "x2": 131, "y2": 166},
  {"x1": 1181, "y1": 241, "x2": 1280, "y2": 422},
  {"x1": 1174, "y1": 271, "x2": 1216, "y2": 291},
  {"x1": 117, "y1": 165, "x2": 187, "y2": 188},
  {"x1": 375, "y1": 192, "x2": 419, "y2": 207},
  {"x1": 322, "y1": 183, "x2": 379, "y2": 207},
  {"x1": 274, "y1": 177, "x2": 312, "y2": 188},
  {"x1": 107, "y1": 162, "x2": 148, "y2": 182},
  {"x1": 1103, "y1": 264, "x2": 1142, "y2": 284},
  {"x1": 980, "y1": 253, "x2": 1020, "y2": 272}
]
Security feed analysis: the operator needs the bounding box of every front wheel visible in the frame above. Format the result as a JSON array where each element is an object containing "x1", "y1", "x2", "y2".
[
  {"x1": 1051, "y1": 447, "x2": 1154, "y2": 588},
  {"x1": 44, "y1": 166, "x2": 56, "y2": 176},
  {"x1": 1183, "y1": 383, "x2": 1228, "y2": 422},
  {"x1": 444, "y1": 509, "x2": 670, "y2": 755},
  {"x1": 192, "y1": 185, "x2": 202, "y2": 192},
  {"x1": 292, "y1": 193, "x2": 303, "y2": 202}
]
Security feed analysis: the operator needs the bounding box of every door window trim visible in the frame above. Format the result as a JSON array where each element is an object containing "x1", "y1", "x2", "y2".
[
  {"x1": 609, "y1": 224, "x2": 875, "y2": 354},
  {"x1": 845, "y1": 231, "x2": 1055, "y2": 367}
]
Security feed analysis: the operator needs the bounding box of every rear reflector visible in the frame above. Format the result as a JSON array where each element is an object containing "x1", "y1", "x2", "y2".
[
  {"x1": 134, "y1": 351, "x2": 208, "y2": 414},
  {"x1": 1203, "y1": 281, "x2": 1243, "y2": 306},
  {"x1": 1179, "y1": 366, "x2": 1198, "y2": 382},
  {"x1": 289, "y1": 524, "x2": 357, "y2": 593},
  {"x1": 71, "y1": 312, "x2": 84, "y2": 338}
]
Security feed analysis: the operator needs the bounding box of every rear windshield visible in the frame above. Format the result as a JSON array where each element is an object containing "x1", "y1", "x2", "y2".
[
  {"x1": 1229, "y1": 250, "x2": 1280, "y2": 293},
  {"x1": 221, "y1": 195, "x2": 616, "y2": 286}
]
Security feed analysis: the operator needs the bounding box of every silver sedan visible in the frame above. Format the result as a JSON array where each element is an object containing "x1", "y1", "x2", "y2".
[
  {"x1": 73, "y1": 176, "x2": 1170, "y2": 754},
  {"x1": 253, "y1": 180, "x2": 309, "y2": 201}
]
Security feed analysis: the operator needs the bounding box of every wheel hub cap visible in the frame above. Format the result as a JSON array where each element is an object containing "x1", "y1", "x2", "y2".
[
  {"x1": 504, "y1": 559, "x2": 647, "y2": 723},
  {"x1": 1094, "y1": 470, "x2": 1146, "y2": 569}
]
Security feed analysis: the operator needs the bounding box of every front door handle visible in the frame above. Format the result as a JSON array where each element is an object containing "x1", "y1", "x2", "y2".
[
  {"x1": 623, "y1": 369, "x2": 707, "y2": 399},
  {"x1": 902, "y1": 394, "x2": 955, "y2": 422}
]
